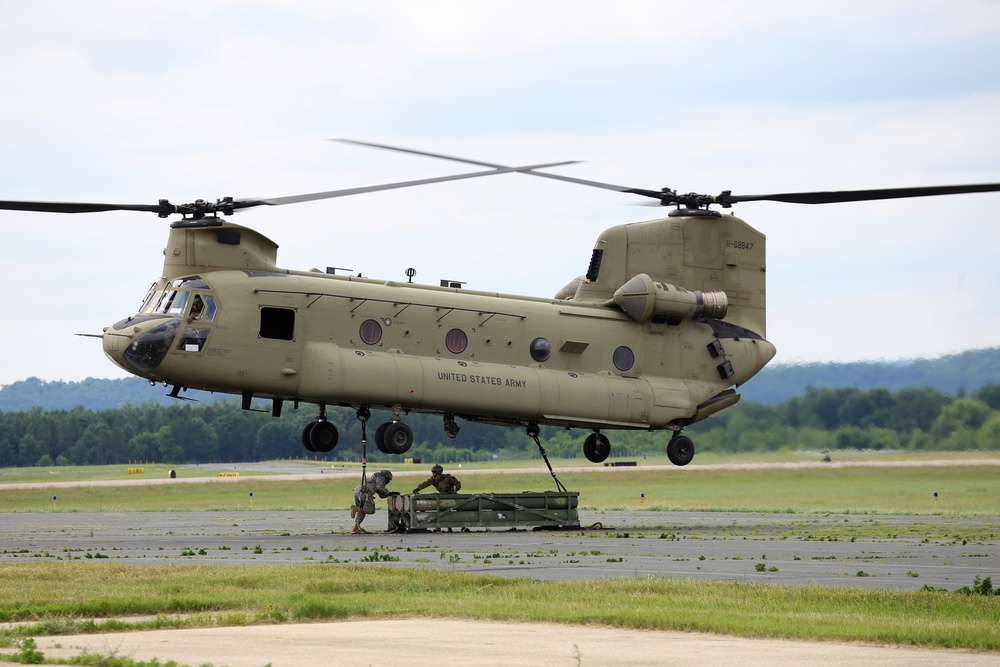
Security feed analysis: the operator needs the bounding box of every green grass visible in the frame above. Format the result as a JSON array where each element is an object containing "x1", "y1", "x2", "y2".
[
  {"x1": 0, "y1": 563, "x2": 996, "y2": 651},
  {"x1": 0, "y1": 463, "x2": 272, "y2": 485},
  {"x1": 2, "y1": 459, "x2": 998, "y2": 516}
]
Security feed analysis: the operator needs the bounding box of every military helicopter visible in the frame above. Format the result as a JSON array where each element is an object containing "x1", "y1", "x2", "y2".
[{"x1": 3, "y1": 140, "x2": 999, "y2": 467}]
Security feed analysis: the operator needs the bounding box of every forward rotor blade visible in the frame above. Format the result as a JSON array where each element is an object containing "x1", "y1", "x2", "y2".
[
  {"x1": 0, "y1": 200, "x2": 172, "y2": 214},
  {"x1": 0, "y1": 161, "x2": 578, "y2": 218},
  {"x1": 248, "y1": 161, "x2": 582, "y2": 207}
]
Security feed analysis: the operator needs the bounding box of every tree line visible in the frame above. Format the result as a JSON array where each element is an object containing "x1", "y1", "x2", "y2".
[{"x1": 1, "y1": 384, "x2": 999, "y2": 468}]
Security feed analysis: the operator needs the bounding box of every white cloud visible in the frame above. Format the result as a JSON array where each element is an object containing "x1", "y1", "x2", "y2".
[{"x1": 1, "y1": 0, "x2": 999, "y2": 383}]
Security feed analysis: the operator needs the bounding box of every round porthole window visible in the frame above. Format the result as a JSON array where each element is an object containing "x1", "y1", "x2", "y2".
[
  {"x1": 445, "y1": 328, "x2": 468, "y2": 354},
  {"x1": 359, "y1": 319, "x2": 382, "y2": 345},
  {"x1": 613, "y1": 346, "x2": 634, "y2": 371},
  {"x1": 529, "y1": 337, "x2": 551, "y2": 362}
]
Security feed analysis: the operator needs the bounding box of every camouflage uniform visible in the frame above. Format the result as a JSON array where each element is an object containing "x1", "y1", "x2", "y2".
[
  {"x1": 413, "y1": 468, "x2": 462, "y2": 494},
  {"x1": 351, "y1": 469, "x2": 393, "y2": 533}
]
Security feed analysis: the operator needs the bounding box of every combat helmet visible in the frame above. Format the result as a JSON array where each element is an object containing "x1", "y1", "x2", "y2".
[
  {"x1": 380, "y1": 469, "x2": 393, "y2": 482},
  {"x1": 431, "y1": 464, "x2": 443, "y2": 474}
]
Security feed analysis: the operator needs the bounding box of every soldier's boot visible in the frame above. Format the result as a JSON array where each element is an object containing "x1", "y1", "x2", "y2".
[{"x1": 350, "y1": 505, "x2": 359, "y2": 519}]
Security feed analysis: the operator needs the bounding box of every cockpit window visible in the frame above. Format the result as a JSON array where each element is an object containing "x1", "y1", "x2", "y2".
[
  {"x1": 139, "y1": 284, "x2": 160, "y2": 314},
  {"x1": 172, "y1": 276, "x2": 210, "y2": 289},
  {"x1": 154, "y1": 290, "x2": 190, "y2": 316},
  {"x1": 178, "y1": 326, "x2": 211, "y2": 352},
  {"x1": 188, "y1": 294, "x2": 218, "y2": 323}
]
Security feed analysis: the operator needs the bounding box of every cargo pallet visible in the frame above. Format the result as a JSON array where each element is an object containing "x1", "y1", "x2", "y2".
[{"x1": 386, "y1": 491, "x2": 580, "y2": 532}]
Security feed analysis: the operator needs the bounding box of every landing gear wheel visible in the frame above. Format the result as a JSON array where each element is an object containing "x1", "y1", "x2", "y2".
[
  {"x1": 301, "y1": 421, "x2": 318, "y2": 452},
  {"x1": 381, "y1": 422, "x2": 413, "y2": 455},
  {"x1": 308, "y1": 420, "x2": 339, "y2": 453},
  {"x1": 374, "y1": 422, "x2": 390, "y2": 454},
  {"x1": 583, "y1": 432, "x2": 611, "y2": 463},
  {"x1": 666, "y1": 434, "x2": 694, "y2": 466}
]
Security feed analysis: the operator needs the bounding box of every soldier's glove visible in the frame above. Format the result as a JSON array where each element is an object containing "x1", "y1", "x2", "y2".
[
  {"x1": 389, "y1": 491, "x2": 400, "y2": 496},
  {"x1": 412, "y1": 489, "x2": 420, "y2": 494}
]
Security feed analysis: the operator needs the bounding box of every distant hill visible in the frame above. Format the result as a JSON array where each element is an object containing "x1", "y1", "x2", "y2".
[
  {"x1": 0, "y1": 377, "x2": 224, "y2": 412},
  {"x1": 2, "y1": 347, "x2": 998, "y2": 411},
  {"x1": 740, "y1": 347, "x2": 1000, "y2": 404}
]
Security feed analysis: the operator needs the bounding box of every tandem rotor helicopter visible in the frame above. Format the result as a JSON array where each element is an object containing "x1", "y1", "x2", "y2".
[{"x1": 3, "y1": 139, "x2": 999, "y2": 467}]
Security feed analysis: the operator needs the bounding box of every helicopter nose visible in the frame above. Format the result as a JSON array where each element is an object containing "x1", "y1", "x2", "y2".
[
  {"x1": 758, "y1": 338, "x2": 777, "y2": 368},
  {"x1": 103, "y1": 317, "x2": 180, "y2": 374}
]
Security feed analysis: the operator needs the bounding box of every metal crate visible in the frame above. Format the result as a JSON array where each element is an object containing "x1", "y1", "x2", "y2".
[{"x1": 387, "y1": 491, "x2": 580, "y2": 532}]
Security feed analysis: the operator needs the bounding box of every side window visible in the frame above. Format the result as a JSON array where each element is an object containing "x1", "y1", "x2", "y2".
[
  {"x1": 529, "y1": 337, "x2": 551, "y2": 362},
  {"x1": 359, "y1": 319, "x2": 382, "y2": 345},
  {"x1": 260, "y1": 307, "x2": 295, "y2": 340},
  {"x1": 613, "y1": 346, "x2": 635, "y2": 372},
  {"x1": 445, "y1": 328, "x2": 468, "y2": 354}
]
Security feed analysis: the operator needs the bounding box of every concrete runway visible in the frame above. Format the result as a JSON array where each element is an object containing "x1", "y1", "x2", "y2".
[{"x1": 25, "y1": 620, "x2": 1000, "y2": 667}]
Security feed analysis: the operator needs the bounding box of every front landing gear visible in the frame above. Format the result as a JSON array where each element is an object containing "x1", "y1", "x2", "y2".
[
  {"x1": 666, "y1": 434, "x2": 695, "y2": 466},
  {"x1": 301, "y1": 404, "x2": 339, "y2": 453}
]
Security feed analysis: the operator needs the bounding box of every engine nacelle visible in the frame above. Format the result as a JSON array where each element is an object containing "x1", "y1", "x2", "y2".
[{"x1": 612, "y1": 274, "x2": 728, "y2": 323}]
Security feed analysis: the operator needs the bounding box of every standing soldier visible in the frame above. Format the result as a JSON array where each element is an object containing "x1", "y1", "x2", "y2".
[
  {"x1": 413, "y1": 464, "x2": 462, "y2": 494},
  {"x1": 351, "y1": 469, "x2": 394, "y2": 534}
]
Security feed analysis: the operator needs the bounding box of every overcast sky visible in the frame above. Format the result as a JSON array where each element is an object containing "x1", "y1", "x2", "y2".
[{"x1": 1, "y1": 1, "x2": 999, "y2": 386}]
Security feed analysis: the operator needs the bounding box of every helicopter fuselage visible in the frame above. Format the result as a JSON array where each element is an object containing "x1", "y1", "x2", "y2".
[
  {"x1": 105, "y1": 268, "x2": 772, "y2": 427},
  {"x1": 101, "y1": 215, "x2": 775, "y2": 463}
]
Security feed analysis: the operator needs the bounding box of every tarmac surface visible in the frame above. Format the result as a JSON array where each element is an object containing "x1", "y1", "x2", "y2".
[
  {"x1": 2, "y1": 509, "x2": 998, "y2": 591},
  {"x1": 3, "y1": 461, "x2": 999, "y2": 666}
]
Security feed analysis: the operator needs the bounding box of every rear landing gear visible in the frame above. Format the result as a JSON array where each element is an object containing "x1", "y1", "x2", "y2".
[
  {"x1": 666, "y1": 434, "x2": 694, "y2": 466},
  {"x1": 583, "y1": 431, "x2": 611, "y2": 463},
  {"x1": 443, "y1": 413, "x2": 460, "y2": 439},
  {"x1": 376, "y1": 421, "x2": 413, "y2": 455}
]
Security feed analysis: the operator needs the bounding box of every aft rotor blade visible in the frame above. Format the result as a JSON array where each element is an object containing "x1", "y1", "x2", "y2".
[
  {"x1": 335, "y1": 139, "x2": 1000, "y2": 207},
  {"x1": 725, "y1": 183, "x2": 1000, "y2": 205}
]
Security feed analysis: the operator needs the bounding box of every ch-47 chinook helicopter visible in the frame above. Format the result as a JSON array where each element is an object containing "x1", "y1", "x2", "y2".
[{"x1": 3, "y1": 139, "x2": 1000, "y2": 467}]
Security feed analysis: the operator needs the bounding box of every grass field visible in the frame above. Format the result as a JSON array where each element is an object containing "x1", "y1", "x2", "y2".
[
  {"x1": 2, "y1": 453, "x2": 999, "y2": 516},
  {"x1": 0, "y1": 453, "x2": 997, "y2": 657},
  {"x1": 0, "y1": 563, "x2": 997, "y2": 654}
]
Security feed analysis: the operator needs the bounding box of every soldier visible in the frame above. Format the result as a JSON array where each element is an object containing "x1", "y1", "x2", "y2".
[
  {"x1": 412, "y1": 464, "x2": 462, "y2": 494},
  {"x1": 350, "y1": 469, "x2": 394, "y2": 534}
]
